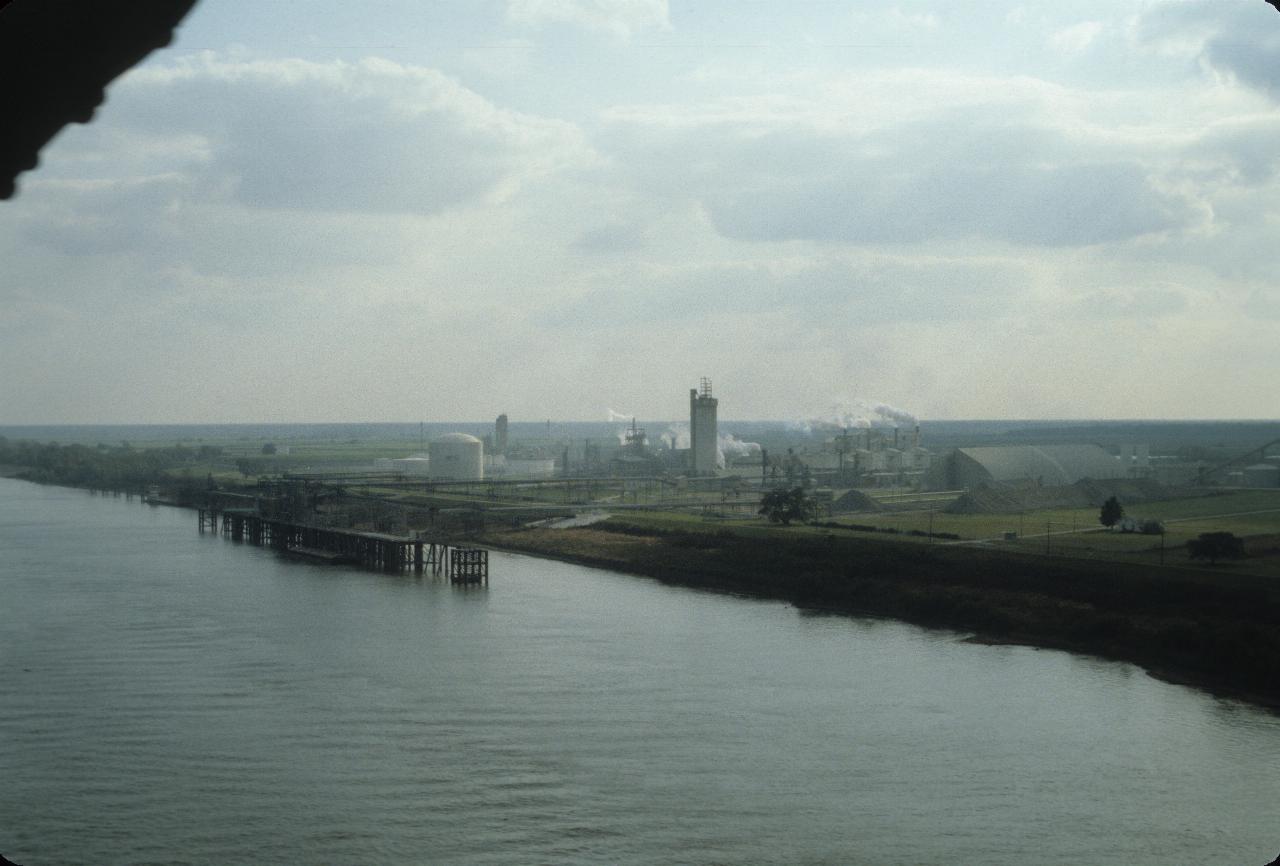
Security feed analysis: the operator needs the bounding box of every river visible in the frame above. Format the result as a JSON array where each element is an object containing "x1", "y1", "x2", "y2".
[{"x1": 1, "y1": 477, "x2": 1277, "y2": 865}]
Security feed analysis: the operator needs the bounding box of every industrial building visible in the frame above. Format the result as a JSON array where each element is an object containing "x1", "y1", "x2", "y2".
[
  {"x1": 612, "y1": 417, "x2": 663, "y2": 476},
  {"x1": 1242, "y1": 463, "x2": 1280, "y2": 488},
  {"x1": 777, "y1": 426, "x2": 932, "y2": 488},
  {"x1": 689, "y1": 378, "x2": 718, "y2": 475},
  {"x1": 1117, "y1": 444, "x2": 1151, "y2": 476},
  {"x1": 935, "y1": 444, "x2": 1121, "y2": 489}
]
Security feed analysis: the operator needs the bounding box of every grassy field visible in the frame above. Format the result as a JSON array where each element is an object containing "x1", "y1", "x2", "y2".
[
  {"x1": 822, "y1": 489, "x2": 1280, "y2": 576},
  {"x1": 834, "y1": 490, "x2": 1279, "y2": 536}
]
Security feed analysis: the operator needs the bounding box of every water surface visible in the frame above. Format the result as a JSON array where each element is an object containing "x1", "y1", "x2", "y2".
[{"x1": 1, "y1": 478, "x2": 1277, "y2": 865}]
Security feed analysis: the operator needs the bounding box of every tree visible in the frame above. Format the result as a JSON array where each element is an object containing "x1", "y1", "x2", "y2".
[
  {"x1": 261, "y1": 442, "x2": 277, "y2": 455},
  {"x1": 1187, "y1": 532, "x2": 1245, "y2": 564},
  {"x1": 1099, "y1": 496, "x2": 1124, "y2": 529},
  {"x1": 759, "y1": 487, "x2": 817, "y2": 526}
]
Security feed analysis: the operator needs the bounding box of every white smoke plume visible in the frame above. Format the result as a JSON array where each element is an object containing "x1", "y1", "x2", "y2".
[
  {"x1": 796, "y1": 401, "x2": 875, "y2": 432},
  {"x1": 716, "y1": 433, "x2": 762, "y2": 468},
  {"x1": 719, "y1": 433, "x2": 761, "y2": 457},
  {"x1": 873, "y1": 403, "x2": 918, "y2": 426},
  {"x1": 663, "y1": 423, "x2": 690, "y2": 450},
  {"x1": 606, "y1": 408, "x2": 638, "y2": 445},
  {"x1": 794, "y1": 399, "x2": 916, "y2": 432}
]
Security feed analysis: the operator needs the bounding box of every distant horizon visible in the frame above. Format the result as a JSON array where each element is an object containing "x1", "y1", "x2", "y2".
[{"x1": 3, "y1": 417, "x2": 1278, "y2": 430}]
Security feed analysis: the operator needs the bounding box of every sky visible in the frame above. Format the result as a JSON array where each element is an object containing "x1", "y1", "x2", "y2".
[{"x1": 2, "y1": 0, "x2": 1280, "y2": 424}]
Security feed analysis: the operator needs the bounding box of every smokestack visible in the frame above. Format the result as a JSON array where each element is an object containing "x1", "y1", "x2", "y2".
[
  {"x1": 894, "y1": 427, "x2": 899, "y2": 449},
  {"x1": 914, "y1": 425, "x2": 920, "y2": 449}
]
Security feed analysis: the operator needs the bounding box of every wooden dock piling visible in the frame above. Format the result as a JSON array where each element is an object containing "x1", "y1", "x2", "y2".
[
  {"x1": 197, "y1": 509, "x2": 485, "y2": 581},
  {"x1": 449, "y1": 548, "x2": 488, "y2": 584}
]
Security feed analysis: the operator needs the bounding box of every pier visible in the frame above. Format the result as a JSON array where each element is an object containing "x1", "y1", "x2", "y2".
[{"x1": 197, "y1": 507, "x2": 487, "y2": 583}]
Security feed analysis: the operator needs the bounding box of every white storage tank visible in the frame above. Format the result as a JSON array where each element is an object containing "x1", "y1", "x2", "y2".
[
  {"x1": 390, "y1": 456, "x2": 431, "y2": 476},
  {"x1": 429, "y1": 433, "x2": 484, "y2": 480}
]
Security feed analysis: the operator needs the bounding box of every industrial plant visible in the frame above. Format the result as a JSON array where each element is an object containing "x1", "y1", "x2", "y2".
[
  {"x1": 339, "y1": 377, "x2": 1280, "y2": 505},
  {"x1": 214, "y1": 374, "x2": 1277, "y2": 546},
  {"x1": 360, "y1": 379, "x2": 936, "y2": 492}
]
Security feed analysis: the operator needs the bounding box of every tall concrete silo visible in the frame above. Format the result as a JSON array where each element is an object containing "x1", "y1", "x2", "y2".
[
  {"x1": 495, "y1": 413, "x2": 509, "y2": 454},
  {"x1": 429, "y1": 432, "x2": 484, "y2": 480},
  {"x1": 689, "y1": 377, "x2": 718, "y2": 475}
]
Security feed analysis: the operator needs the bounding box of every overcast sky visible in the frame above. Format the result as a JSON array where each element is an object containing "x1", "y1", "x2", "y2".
[{"x1": 3, "y1": 0, "x2": 1280, "y2": 424}]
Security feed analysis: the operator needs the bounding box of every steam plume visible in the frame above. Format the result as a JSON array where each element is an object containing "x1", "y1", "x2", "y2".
[
  {"x1": 663, "y1": 423, "x2": 690, "y2": 450},
  {"x1": 794, "y1": 399, "x2": 917, "y2": 432},
  {"x1": 716, "y1": 433, "x2": 762, "y2": 468},
  {"x1": 873, "y1": 403, "x2": 917, "y2": 426}
]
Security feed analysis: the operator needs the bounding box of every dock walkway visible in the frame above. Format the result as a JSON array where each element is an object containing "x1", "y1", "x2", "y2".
[{"x1": 198, "y1": 508, "x2": 487, "y2": 583}]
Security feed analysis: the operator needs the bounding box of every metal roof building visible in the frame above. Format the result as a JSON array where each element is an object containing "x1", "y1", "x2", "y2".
[
  {"x1": 1243, "y1": 463, "x2": 1280, "y2": 488},
  {"x1": 940, "y1": 444, "x2": 1121, "y2": 488}
]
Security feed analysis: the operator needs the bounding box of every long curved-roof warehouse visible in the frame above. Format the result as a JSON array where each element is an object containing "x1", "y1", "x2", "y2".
[{"x1": 942, "y1": 445, "x2": 1121, "y2": 488}]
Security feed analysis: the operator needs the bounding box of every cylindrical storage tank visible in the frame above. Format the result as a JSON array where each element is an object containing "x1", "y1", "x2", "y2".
[
  {"x1": 429, "y1": 433, "x2": 484, "y2": 480},
  {"x1": 390, "y1": 456, "x2": 431, "y2": 476}
]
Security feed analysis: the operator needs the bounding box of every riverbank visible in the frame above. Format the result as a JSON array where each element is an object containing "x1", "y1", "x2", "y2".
[
  {"x1": 477, "y1": 518, "x2": 1280, "y2": 711},
  {"x1": 8, "y1": 446, "x2": 1279, "y2": 712}
]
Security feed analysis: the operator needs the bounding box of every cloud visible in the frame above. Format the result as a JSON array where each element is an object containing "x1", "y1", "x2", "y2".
[
  {"x1": 506, "y1": 0, "x2": 670, "y2": 38},
  {"x1": 603, "y1": 97, "x2": 1199, "y2": 248},
  {"x1": 538, "y1": 252, "x2": 1027, "y2": 330},
  {"x1": 5, "y1": 2, "x2": 1280, "y2": 423},
  {"x1": 848, "y1": 6, "x2": 940, "y2": 38},
  {"x1": 1192, "y1": 116, "x2": 1280, "y2": 186},
  {"x1": 1049, "y1": 20, "x2": 1103, "y2": 54},
  {"x1": 1136, "y1": 1, "x2": 1280, "y2": 99},
  {"x1": 1205, "y1": 28, "x2": 1280, "y2": 98},
  {"x1": 73, "y1": 54, "x2": 590, "y2": 216},
  {"x1": 1064, "y1": 285, "x2": 1191, "y2": 319},
  {"x1": 571, "y1": 221, "x2": 646, "y2": 254},
  {"x1": 705, "y1": 156, "x2": 1186, "y2": 247}
]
